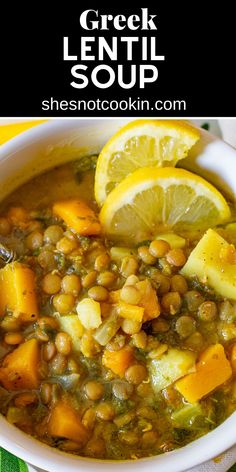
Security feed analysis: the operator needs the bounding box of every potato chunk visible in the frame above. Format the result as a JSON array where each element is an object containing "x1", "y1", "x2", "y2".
[
  {"x1": 149, "y1": 348, "x2": 197, "y2": 393},
  {"x1": 181, "y1": 229, "x2": 236, "y2": 300},
  {"x1": 76, "y1": 298, "x2": 102, "y2": 330},
  {"x1": 59, "y1": 314, "x2": 84, "y2": 352}
]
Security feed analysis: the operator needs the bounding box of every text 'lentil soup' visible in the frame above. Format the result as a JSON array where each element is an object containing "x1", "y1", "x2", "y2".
[{"x1": 0, "y1": 120, "x2": 236, "y2": 461}]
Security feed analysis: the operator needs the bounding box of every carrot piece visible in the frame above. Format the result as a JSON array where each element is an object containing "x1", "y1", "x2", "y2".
[
  {"x1": 175, "y1": 344, "x2": 232, "y2": 403},
  {"x1": 115, "y1": 301, "x2": 144, "y2": 322},
  {"x1": 0, "y1": 339, "x2": 40, "y2": 390},
  {"x1": 102, "y1": 345, "x2": 134, "y2": 377},
  {"x1": 110, "y1": 280, "x2": 160, "y2": 322},
  {"x1": 0, "y1": 262, "x2": 38, "y2": 322},
  {"x1": 53, "y1": 199, "x2": 101, "y2": 236},
  {"x1": 47, "y1": 400, "x2": 89, "y2": 444},
  {"x1": 231, "y1": 343, "x2": 236, "y2": 374},
  {"x1": 135, "y1": 279, "x2": 160, "y2": 321}
]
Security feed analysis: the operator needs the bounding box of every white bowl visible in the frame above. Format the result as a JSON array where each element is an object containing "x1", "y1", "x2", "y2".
[{"x1": 1, "y1": 119, "x2": 236, "y2": 472}]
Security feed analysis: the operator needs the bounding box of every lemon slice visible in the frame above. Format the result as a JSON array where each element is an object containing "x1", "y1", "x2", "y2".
[
  {"x1": 99, "y1": 167, "x2": 230, "y2": 243},
  {"x1": 95, "y1": 120, "x2": 200, "y2": 206}
]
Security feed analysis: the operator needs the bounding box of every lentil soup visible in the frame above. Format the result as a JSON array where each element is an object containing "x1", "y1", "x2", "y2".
[{"x1": 0, "y1": 127, "x2": 236, "y2": 461}]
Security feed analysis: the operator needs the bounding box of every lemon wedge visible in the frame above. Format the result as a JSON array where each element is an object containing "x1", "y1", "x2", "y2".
[
  {"x1": 95, "y1": 120, "x2": 200, "y2": 206},
  {"x1": 99, "y1": 167, "x2": 230, "y2": 243}
]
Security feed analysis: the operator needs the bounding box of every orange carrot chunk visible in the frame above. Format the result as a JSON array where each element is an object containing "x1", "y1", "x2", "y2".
[
  {"x1": 47, "y1": 400, "x2": 89, "y2": 444},
  {"x1": 0, "y1": 262, "x2": 38, "y2": 322},
  {"x1": 109, "y1": 279, "x2": 160, "y2": 322},
  {"x1": 53, "y1": 199, "x2": 101, "y2": 236},
  {"x1": 175, "y1": 344, "x2": 232, "y2": 403},
  {"x1": 136, "y1": 279, "x2": 160, "y2": 321},
  {"x1": 0, "y1": 339, "x2": 40, "y2": 390},
  {"x1": 102, "y1": 345, "x2": 134, "y2": 377}
]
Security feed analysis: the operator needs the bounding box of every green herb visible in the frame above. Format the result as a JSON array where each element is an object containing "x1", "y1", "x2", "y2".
[
  {"x1": 73, "y1": 155, "x2": 98, "y2": 182},
  {"x1": 135, "y1": 240, "x2": 151, "y2": 248},
  {"x1": 189, "y1": 277, "x2": 220, "y2": 301},
  {"x1": 32, "y1": 248, "x2": 41, "y2": 257},
  {"x1": 30, "y1": 209, "x2": 52, "y2": 222},
  {"x1": 32, "y1": 403, "x2": 48, "y2": 422},
  {"x1": 54, "y1": 252, "x2": 67, "y2": 271},
  {"x1": 80, "y1": 357, "x2": 101, "y2": 376},
  {"x1": 134, "y1": 348, "x2": 147, "y2": 362},
  {"x1": 70, "y1": 256, "x2": 87, "y2": 276},
  {"x1": 78, "y1": 236, "x2": 91, "y2": 251},
  {"x1": 113, "y1": 399, "x2": 135, "y2": 415},
  {"x1": 201, "y1": 123, "x2": 210, "y2": 131},
  {"x1": 173, "y1": 428, "x2": 192, "y2": 445}
]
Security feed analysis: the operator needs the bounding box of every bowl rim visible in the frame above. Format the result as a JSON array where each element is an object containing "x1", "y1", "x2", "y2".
[
  {"x1": 0, "y1": 118, "x2": 236, "y2": 472},
  {"x1": 1, "y1": 411, "x2": 236, "y2": 472}
]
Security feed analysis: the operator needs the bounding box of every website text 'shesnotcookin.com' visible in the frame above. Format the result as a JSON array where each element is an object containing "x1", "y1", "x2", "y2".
[{"x1": 41, "y1": 97, "x2": 187, "y2": 113}]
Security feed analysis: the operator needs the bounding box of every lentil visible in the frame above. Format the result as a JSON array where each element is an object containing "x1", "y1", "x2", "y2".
[
  {"x1": 131, "y1": 331, "x2": 147, "y2": 349},
  {"x1": 97, "y1": 271, "x2": 116, "y2": 287},
  {"x1": 42, "y1": 341, "x2": 57, "y2": 362},
  {"x1": 85, "y1": 381, "x2": 104, "y2": 400},
  {"x1": 55, "y1": 332, "x2": 72, "y2": 355},
  {"x1": 112, "y1": 381, "x2": 134, "y2": 400},
  {"x1": 82, "y1": 271, "x2": 98, "y2": 288},
  {"x1": 44, "y1": 225, "x2": 64, "y2": 244},
  {"x1": 61, "y1": 274, "x2": 81, "y2": 296},
  {"x1": 42, "y1": 273, "x2": 61, "y2": 294},
  {"x1": 198, "y1": 301, "x2": 218, "y2": 322},
  {"x1": 56, "y1": 237, "x2": 78, "y2": 254},
  {"x1": 96, "y1": 402, "x2": 115, "y2": 421},
  {"x1": 152, "y1": 318, "x2": 170, "y2": 333},
  {"x1": 49, "y1": 353, "x2": 68, "y2": 375},
  {"x1": 138, "y1": 246, "x2": 156, "y2": 265},
  {"x1": 121, "y1": 256, "x2": 139, "y2": 277},
  {"x1": 94, "y1": 253, "x2": 110, "y2": 271},
  {"x1": 161, "y1": 291, "x2": 182, "y2": 315},
  {"x1": 149, "y1": 239, "x2": 170, "y2": 258},
  {"x1": 170, "y1": 274, "x2": 188, "y2": 294},
  {"x1": 88, "y1": 285, "x2": 108, "y2": 302},
  {"x1": 53, "y1": 293, "x2": 75, "y2": 313},
  {"x1": 150, "y1": 271, "x2": 171, "y2": 295},
  {"x1": 166, "y1": 248, "x2": 186, "y2": 267},
  {"x1": 125, "y1": 364, "x2": 147, "y2": 385},
  {"x1": 121, "y1": 318, "x2": 142, "y2": 335},
  {"x1": 175, "y1": 315, "x2": 196, "y2": 338},
  {"x1": 26, "y1": 231, "x2": 43, "y2": 251}
]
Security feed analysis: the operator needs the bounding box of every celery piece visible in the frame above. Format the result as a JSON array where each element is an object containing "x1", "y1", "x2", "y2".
[
  {"x1": 171, "y1": 402, "x2": 202, "y2": 429},
  {"x1": 110, "y1": 247, "x2": 135, "y2": 262},
  {"x1": 93, "y1": 313, "x2": 121, "y2": 346},
  {"x1": 55, "y1": 373, "x2": 80, "y2": 391},
  {"x1": 156, "y1": 233, "x2": 186, "y2": 249}
]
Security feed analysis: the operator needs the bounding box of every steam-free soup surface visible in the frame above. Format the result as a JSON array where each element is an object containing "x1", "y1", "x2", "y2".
[{"x1": 0, "y1": 159, "x2": 236, "y2": 460}]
